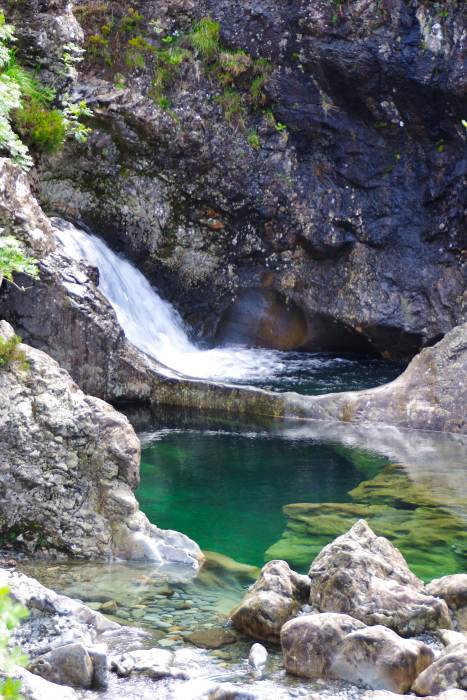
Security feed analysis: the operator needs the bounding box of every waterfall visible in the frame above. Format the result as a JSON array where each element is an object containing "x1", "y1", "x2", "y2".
[{"x1": 53, "y1": 218, "x2": 290, "y2": 382}]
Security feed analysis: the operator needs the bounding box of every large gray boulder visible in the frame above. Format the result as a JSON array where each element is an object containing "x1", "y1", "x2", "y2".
[
  {"x1": 308, "y1": 520, "x2": 452, "y2": 635},
  {"x1": 281, "y1": 613, "x2": 433, "y2": 692},
  {"x1": 0, "y1": 321, "x2": 202, "y2": 566},
  {"x1": 412, "y1": 642, "x2": 467, "y2": 696},
  {"x1": 230, "y1": 560, "x2": 310, "y2": 643},
  {"x1": 28, "y1": 643, "x2": 94, "y2": 689}
]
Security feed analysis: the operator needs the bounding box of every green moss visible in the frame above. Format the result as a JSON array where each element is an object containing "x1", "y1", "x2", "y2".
[{"x1": 215, "y1": 88, "x2": 245, "y2": 127}]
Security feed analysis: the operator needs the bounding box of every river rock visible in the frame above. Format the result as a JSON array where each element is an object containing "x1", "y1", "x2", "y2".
[
  {"x1": 427, "y1": 575, "x2": 467, "y2": 631},
  {"x1": 364, "y1": 691, "x2": 467, "y2": 700},
  {"x1": 281, "y1": 612, "x2": 366, "y2": 678},
  {"x1": 248, "y1": 643, "x2": 268, "y2": 669},
  {"x1": 208, "y1": 683, "x2": 259, "y2": 700},
  {"x1": 412, "y1": 642, "x2": 467, "y2": 696},
  {"x1": 308, "y1": 520, "x2": 452, "y2": 634},
  {"x1": 110, "y1": 648, "x2": 190, "y2": 680},
  {"x1": 28, "y1": 643, "x2": 94, "y2": 689},
  {"x1": 13, "y1": 667, "x2": 79, "y2": 700},
  {"x1": 186, "y1": 628, "x2": 238, "y2": 649},
  {"x1": 230, "y1": 560, "x2": 310, "y2": 643},
  {"x1": 0, "y1": 320, "x2": 202, "y2": 566},
  {"x1": 281, "y1": 613, "x2": 433, "y2": 692}
]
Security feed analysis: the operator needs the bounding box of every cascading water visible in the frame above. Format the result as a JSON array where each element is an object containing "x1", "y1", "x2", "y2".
[
  {"x1": 53, "y1": 218, "x2": 290, "y2": 381},
  {"x1": 53, "y1": 218, "x2": 399, "y2": 388}
]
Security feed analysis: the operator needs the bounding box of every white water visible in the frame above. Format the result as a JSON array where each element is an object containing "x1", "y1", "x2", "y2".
[{"x1": 53, "y1": 218, "x2": 296, "y2": 381}]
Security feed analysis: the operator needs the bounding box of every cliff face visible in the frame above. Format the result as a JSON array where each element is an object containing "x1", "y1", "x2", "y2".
[{"x1": 5, "y1": 0, "x2": 464, "y2": 360}]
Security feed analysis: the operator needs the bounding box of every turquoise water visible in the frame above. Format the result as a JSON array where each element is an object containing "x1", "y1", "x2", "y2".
[
  {"x1": 137, "y1": 412, "x2": 467, "y2": 581},
  {"x1": 138, "y1": 427, "x2": 366, "y2": 566}
]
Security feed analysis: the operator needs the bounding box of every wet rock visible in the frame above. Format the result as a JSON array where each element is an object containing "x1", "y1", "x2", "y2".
[
  {"x1": 230, "y1": 560, "x2": 310, "y2": 643},
  {"x1": 186, "y1": 628, "x2": 237, "y2": 649},
  {"x1": 412, "y1": 642, "x2": 467, "y2": 696},
  {"x1": 28, "y1": 643, "x2": 94, "y2": 689},
  {"x1": 248, "y1": 642, "x2": 268, "y2": 669},
  {"x1": 208, "y1": 683, "x2": 259, "y2": 700},
  {"x1": 308, "y1": 520, "x2": 452, "y2": 635},
  {"x1": 364, "y1": 691, "x2": 467, "y2": 700},
  {"x1": 281, "y1": 613, "x2": 433, "y2": 692},
  {"x1": 0, "y1": 320, "x2": 203, "y2": 566},
  {"x1": 110, "y1": 648, "x2": 190, "y2": 680},
  {"x1": 427, "y1": 575, "x2": 467, "y2": 631}
]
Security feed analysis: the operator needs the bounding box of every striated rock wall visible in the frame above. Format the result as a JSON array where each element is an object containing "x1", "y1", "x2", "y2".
[
  {"x1": 5, "y1": 0, "x2": 465, "y2": 360},
  {"x1": 0, "y1": 320, "x2": 202, "y2": 566}
]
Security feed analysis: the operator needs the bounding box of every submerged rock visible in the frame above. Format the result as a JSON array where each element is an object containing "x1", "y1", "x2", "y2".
[
  {"x1": 412, "y1": 642, "x2": 467, "y2": 696},
  {"x1": 308, "y1": 520, "x2": 452, "y2": 635},
  {"x1": 186, "y1": 628, "x2": 237, "y2": 649},
  {"x1": 281, "y1": 613, "x2": 433, "y2": 692},
  {"x1": 0, "y1": 320, "x2": 203, "y2": 567},
  {"x1": 230, "y1": 560, "x2": 310, "y2": 643}
]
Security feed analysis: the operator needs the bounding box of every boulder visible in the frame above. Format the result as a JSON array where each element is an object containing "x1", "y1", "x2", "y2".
[
  {"x1": 281, "y1": 613, "x2": 433, "y2": 692},
  {"x1": 230, "y1": 560, "x2": 310, "y2": 643},
  {"x1": 28, "y1": 643, "x2": 94, "y2": 689},
  {"x1": 427, "y1": 575, "x2": 467, "y2": 631},
  {"x1": 412, "y1": 642, "x2": 467, "y2": 696},
  {"x1": 281, "y1": 612, "x2": 366, "y2": 678},
  {"x1": 110, "y1": 648, "x2": 192, "y2": 681},
  {"x1": 186, "y1": 628, "x2": 237, "y2": 649},
  {"x1": 308, "y1": 520, "x2": 452, "y2": 634},
  {"x1": 0, "y1": 320, "x2": 203, "y2": 567}
]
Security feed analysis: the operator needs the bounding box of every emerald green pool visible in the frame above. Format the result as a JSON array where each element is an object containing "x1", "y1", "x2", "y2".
[{"x1": 137, "y1": 412, "x2": 467, "y2": 582}]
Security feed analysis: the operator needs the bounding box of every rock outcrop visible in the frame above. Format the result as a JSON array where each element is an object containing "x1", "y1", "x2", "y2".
[
  {"x1": 0, "y1": 320, "x2": 202, "y2": 566},
  {"x1": 286, "y1": 322, "x2": 467, "y2": 433},
  {"x1": 230, "y1": 560, "x2": 310, "y2": 643},
  {"x1": 12, "y1": 0, "x2": 463, "y2": 362},
  {"x1": 307, "y1": 520, "x2": 452, "y2": 634},
  {"x1": 281, "y1": 613, "x2": 434, "y2": 692}
]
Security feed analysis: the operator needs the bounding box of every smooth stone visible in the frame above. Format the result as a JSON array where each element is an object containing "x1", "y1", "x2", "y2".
[
  {"x1": 248, "y1": 643, "x2": 268, "y2": 669},
  {"x1": 28, "y1": 643, "x2": 93, "y2": 689},
  {"x1": 187, "y1": 628, "x2": 237, "y2": 649},
  {"x1": 13, "y1": 666, "x2": 79, "y2": 700}
]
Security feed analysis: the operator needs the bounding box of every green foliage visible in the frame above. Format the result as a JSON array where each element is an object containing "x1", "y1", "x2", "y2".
[
  {"x1": 0, "y1": 11, "x2": 92, "y2": 169},
  {"x1": 247, "y1": 128, "x2": 260, "y2": 150},
  {"x1": 151, "y1": 46, "x2": 189, "y2": 98},
  {"x1": 0, "y1": 236, "x2": 39, "y2": 284},
  {"x1": 0, "y1": 334, "x2": 29, "y2": 371},
  {"x1": 190, "y1": 17, "x2": 220, "y2": 60},
  {"x1": 14, "y1": 101, "x2": 66, "y2": 152},
  {"x1": 217, "y1": 50, "x2": 252, "y2": 83},
  {"x1": 119, "y1": 7, "x2": 144, "y2": 34},
  {"x1": 0, "y1": 584, "x2": 28, "y2": 699}
]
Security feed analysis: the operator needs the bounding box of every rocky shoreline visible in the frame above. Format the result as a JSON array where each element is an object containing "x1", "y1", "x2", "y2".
[{"x1": 2, "y1": 521, "x2": 466, "y2": 700}]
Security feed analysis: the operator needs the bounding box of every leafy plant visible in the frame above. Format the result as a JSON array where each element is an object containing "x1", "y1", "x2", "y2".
[
  {"x1": 215, "y1": 88, "x2": 245, "y2": 126},
  {"x1": 0, "y1": 236, "x2": 39, "y2": 286},
  {"x1": 0, "y1": 584, "x2": 28, "y2": 699},
  {"x1": 190, "y1": 17, "x2": 220, "y2": 60},
  {"x1": 14, "y1": 102, "x2": 66, "y2": 152}
]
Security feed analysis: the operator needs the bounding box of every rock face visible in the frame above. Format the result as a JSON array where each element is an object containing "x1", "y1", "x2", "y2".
[
  {"x1": 287, "y1": 323, "x2": 467, "y2": 433},
  {"x1": 412, "y1": 642, "x2": 467, "y2": 696},
  {"x1": 308, "y1": 520, "x2": 452, "y2": 634},
  {"x1": 0, "y1": 320, "x2": 202, "y2": 566},
  {"x1": 281, "y1": 613, "x2": 434, "y2": 692},
  {"x1": 6, "y1": 0, "x2": 466, "y2": 361},
  {"x1": 230, "y1": 560, "x2": 310, "y2": 643}
]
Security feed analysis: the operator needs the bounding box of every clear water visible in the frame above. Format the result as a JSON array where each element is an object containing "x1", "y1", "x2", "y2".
[
  {"x1": 53, "y1": 218, "x2": 401, "y2": 391},
  {"x1": 137, "y1": 411, "x2": 467, "y2": 582}
]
